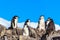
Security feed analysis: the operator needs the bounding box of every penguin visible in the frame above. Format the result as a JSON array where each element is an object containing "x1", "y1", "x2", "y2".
[
  {"x1": 45, "y1": 18, "x2": 51, "y2": 29},
  {"x1": 37, "y1": 15, "x2": 45, "y2": 31},
  {"x1": 23, "y1": 19, "x2": 30, "y2": 36},
  {"x1": 45, "y1": 18, "x2": 55, "y2": 35},
  {"x1": 23, "y1": 25, "x2": 30, "y2": 36},
  {"x1": 23, "y1": 19, "x2": 37, "y2": 38},
  {"x1": 41, "y1": 18, "x2": 55, "y2": 40},
  {"x1": 24, "y1": 19, "x2": 30, "y2": 26},
  {"x1": 10, "y1": 16, "x2": 18, "y2": 29}
]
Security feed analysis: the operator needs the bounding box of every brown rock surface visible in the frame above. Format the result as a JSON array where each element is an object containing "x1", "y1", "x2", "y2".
[
  {"x1": 0, "y1": 24, "x2": 60, "y2": 40},
  {"x1": 0, "y1": 24, "x2": 6, "y2": 37}
]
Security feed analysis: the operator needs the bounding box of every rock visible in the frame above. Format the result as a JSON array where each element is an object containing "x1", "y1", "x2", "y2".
[
  {"x1": 12, "y1": 35, "x2": 18, "y2": 40},
  {"x1": 16, "y1": 28, "x2": 23, "y2": 35},
  {"x1": 1, "y1": 24, "x2": 60, "y2": 40},
  {"x1": 29, "y1": 28, "x2": 37, "y2": 38},
  {"x1": 19, "y1": 35, "x2": 37, "y2": 40},
  {"x1": 0, "y1": 24, "x2": 6, "y2": 37},
  {"x1": 5, "y1": 29, "x2": 12, "y2": 36},
  {"x1": 35, "y1": 28, "x2": 46, "y2": 38}
]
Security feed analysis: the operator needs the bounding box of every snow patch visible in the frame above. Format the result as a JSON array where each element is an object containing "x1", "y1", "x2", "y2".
[{"x1": 0, "y1": 18, "x2": 60, "y2": 31}]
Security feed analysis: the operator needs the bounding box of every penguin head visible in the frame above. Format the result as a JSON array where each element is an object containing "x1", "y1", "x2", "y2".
[
  {"x1": 38, "y1": 15, "x2": 45, "y2": 23},
  {"x1": 13, "y1": 16, "x2": 19, "y2": 20},
  {"x1": 12, "y1": 16, "x2": 19, "y2": 22},
  {"x1": 40, "y1": 15, "x2": 44, "y2": 20},
  {"x1": 39, "y1": 15, "x2": 44, "y2": 22},
  {"x1": 46, "y1": 17, "x2": 52, "y2": 25},
  {"x1": 25, "y1": 19, "x2": 30, "y2": 26}
]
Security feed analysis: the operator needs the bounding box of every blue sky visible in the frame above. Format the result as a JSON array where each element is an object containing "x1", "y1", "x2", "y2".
[{"x1": 0, "y1": 0, "x2": 60, "y2": 24}]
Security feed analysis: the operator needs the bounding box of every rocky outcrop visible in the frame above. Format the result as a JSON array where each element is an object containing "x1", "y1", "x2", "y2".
[
  {"x1": 0, "y1": 25, "x2": 60, "y2": 40},
  {"x1": 19, "y1": 35, "x2": 37, "y2": 40},
  {"x1": 0, "y1": 24, "x2": 6, "y2": 38},
  {"x1": 46, "y1": 31, "x2": 60, "y2": 40}
]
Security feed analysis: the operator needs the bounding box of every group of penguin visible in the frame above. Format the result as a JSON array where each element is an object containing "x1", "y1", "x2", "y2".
[{"x1": 10, "y1": 15, "x2": 55, "y2": 38}]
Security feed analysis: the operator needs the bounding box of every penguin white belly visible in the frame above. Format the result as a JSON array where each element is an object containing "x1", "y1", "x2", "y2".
[
  {"x1": 14, "y1": 19, "x2": 17, "y2": 28},
  {"x1": 46, "y1": 21, "x2": 50, "y2": 25},
  {"x1": 39, "y1": 21, "x2": 45, "y2": 31},
  {"x1": 39, "y1": 25, "x2": 45, "y2": 30},
  {"x1": 23, "y1": 27, "x2": 29, "y2": 36}
]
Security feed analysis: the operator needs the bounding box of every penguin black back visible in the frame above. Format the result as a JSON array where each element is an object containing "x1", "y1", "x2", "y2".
[
  {"x1": 23, "y1": 19, "x2": 31, "y2": 36},
  {"x1": 47, "y1": 18, "x2": 55, "y2": 31},
  {"x1": 9, "y1": 16, "x2": 18, "y2": 29},
  {"x1": 23, "y1": 19, "x2": 30, "y2": 30},
  {"x1": 45, "y1": 18, "x2": 55, "y2": 35}
]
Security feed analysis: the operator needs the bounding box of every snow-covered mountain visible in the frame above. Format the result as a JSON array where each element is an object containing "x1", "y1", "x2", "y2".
[{"x1": 0, "y1": 18, "x2": 60, "y2": 31}]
